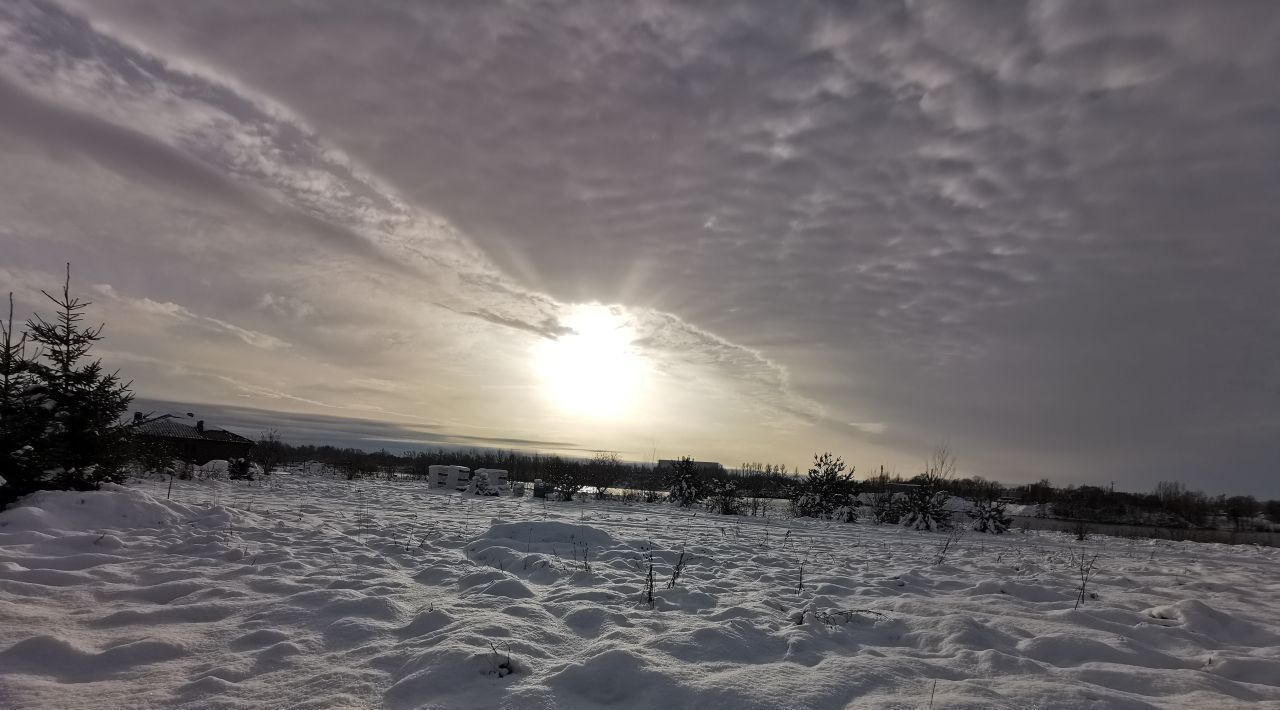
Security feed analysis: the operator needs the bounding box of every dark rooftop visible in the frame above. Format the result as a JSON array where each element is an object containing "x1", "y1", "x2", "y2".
[{"x1": 132, "y1": 415, "x2": 254, "y2": 445}]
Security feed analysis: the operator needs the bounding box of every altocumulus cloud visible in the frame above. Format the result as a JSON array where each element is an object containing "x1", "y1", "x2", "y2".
[{"x1": 2, "y1": 0, "x2": 1280, "y2": 495}]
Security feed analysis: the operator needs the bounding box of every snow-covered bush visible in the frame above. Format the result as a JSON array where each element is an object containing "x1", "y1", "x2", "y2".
[
  {"x1": 790, "y1": 452, "x2": 857, "y2": 522},
  {"x1": 704, "y1": 479, "x2": 743, "y2": 516},
  {"x1": 666, "y1": 457, "x2": 704, "y2": 508},
  {"x1": 901, "y1": 447, "x2": 957, "y2": 531},
  {"x1": 868, "y1": 489, "x2": 905, "y2": 524},
  {"x1": 902, "y1": 479, "x2": 952, "y2": 531},
  {"x1": 967, "y1": 498, "x2": 1011, "y2": 534},
  {"x1": 227, "y1": 458, "x2": 253, "y2": 481},
  {"x1": 172, "y1": 460, "x2": 194, "y2": 481}
]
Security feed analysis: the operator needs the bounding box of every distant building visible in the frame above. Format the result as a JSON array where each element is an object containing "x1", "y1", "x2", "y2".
[
  {"x1": 655, "y1": 459, "x2": 723, "y2": 475},
  {"x1": 132, "y1": 413, "x2": 255, "y2": 464}
]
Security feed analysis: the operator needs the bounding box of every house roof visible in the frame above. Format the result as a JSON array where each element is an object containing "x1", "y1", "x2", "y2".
[{"x1": 133, "y1": 415, "x2": 255, "y2": 445}]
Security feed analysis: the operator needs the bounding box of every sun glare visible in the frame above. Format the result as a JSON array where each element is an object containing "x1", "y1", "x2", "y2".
[{"x1": 533, "y1": 304, "x2": 645, "y2": 418}]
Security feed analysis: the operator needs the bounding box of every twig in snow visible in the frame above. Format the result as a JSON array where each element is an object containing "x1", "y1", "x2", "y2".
[
  {"x1": 934, "y1": 527, "x2": 964, "y2": 566},
  {"x1": 486, "y1": 641, "x2": 516, "y2": 678},
  {"x1": 666, "y1": 545, "x2": 687, "y2": 589},
  {"x1": 1073, "y1": 549, "x2": 1101, "y2": 609},
  {"x1": 795, "y1": 608, "x2": 888, "y2": 626},
  {"x1": 644, "y1": 553, "x2": 656, "y2": 608}
]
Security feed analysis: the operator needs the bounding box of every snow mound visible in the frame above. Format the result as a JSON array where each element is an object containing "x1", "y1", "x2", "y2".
[
  {"x1": 466, "y1": 520, "x2": 620, "y2": 582},
  {"x1": 1143, "y1": 599, "x2": 1280, "y2": 645},
  {"x1": 546, "y1": 649, "x2": 691, "y2": 707},
  {"x1": 1018, "y1": 633, "x2": 1188, "y2": 669},
  {"x1": 1210, "y1": 655, "x2": 1280, "y2": 686},
  {"x1": 0, "y1": 485, "x2": 218, "y2": 533},
  {"x1": 0, "y1": 634, "x2": 187, "y2": 681},
  {"x1": 475, "y1": 520, "x2": 616, "y2": 549},
  {"x1": 384, "y1": 641, "x2": 523, "y2": 709}
]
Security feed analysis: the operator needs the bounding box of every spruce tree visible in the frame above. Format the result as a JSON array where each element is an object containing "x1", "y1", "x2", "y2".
[
  {"x1": 968, "y1": 497, "x2": 1012, "y2": 534},
  {"x1": 666, "y1": 457, "x2": 704, "y2": 507},
  {"x1": 902, "y1": 446, "x2": 956, "y2": 531},
  {"x1": 0, "y1": 293, "x2": 44, "y2": 503},
  {"x1": 3, "y1": 265, "x2": 134, "y2": 502},
  {"x1": 790, "y1": 452, "x2": 858, "y2": 522},
  {"x1": 868, "y1": 488, "x2": 905, "y2": 524},
  {"x1": 902, "y1": 475, "x2": 953, "y2": 531}
]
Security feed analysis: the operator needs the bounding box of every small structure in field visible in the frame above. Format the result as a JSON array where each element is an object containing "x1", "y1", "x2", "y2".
[
  {"x1": 429, "y1": 465, "x2": 471, "y2": 490},
  {"x1": 131, "y1": 412, "x2": 254, "y2": 465},
  {"x1": 464, "y1": 469, "x2": 511, "y2": 496},
  {"x1": 474, "y1": 468, "x2": 510, "y2": 488}
]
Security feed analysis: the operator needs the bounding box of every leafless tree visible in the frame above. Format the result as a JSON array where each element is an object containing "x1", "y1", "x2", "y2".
[
  {"x1": 252, "y1": 429, "x2": 287, "y2": 475},
  {"x1": 923, "y1": 444, "x2": 957, "y2": 481},
  {"x1": 587, "y1": 451, "x2": 622, "y2": 500}
]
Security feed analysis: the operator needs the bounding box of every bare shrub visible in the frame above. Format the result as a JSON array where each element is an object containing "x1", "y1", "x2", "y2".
[
  {"x1": 1071, "y1": 520, "x2": 1093, "y2": 541},
  {"x1": 252, "y1": 429, "x2": 286, "y2": 475},
  {"x1": 934, "y1": 527, "x2": 964, "y2": 565},
  {"x1": 1072, "y1": 549, "x2": 1101, "y2": 609},
  {"x1": 586, "y1": 451, "x2": 621, "y2": 500},
  {"x1": 792, "y1": 608, "x2": 888, "y2": 626},
  {"x1": 544, "y1": 456, "x2": 584, "y2": 501},
  {"x1": 666, "y1": 545, "x2": 687, "y2": 589},
  {"x1": 644, "y1": 553, "x2": 656, "y2": 608},
  {"x1": 484, "y1": 642, "x2": 517, "y2": 678}
]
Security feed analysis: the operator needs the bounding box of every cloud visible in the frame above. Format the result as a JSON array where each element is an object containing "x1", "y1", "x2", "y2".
[
  {"x1": 4, "y1": 1, "x2": 1280, "y2": 495},
  {"x1": 91, "y1": 284, "x2": 289, "y2": 350},
  {"x1": 0, "y1": 1, "x2": 826, "y2": 467},
  {"x1": 848, "y1": 422, "x2": 887, "y2": 436},
  {"x1": 630, "y1": 308, "x2": 824, "y2": 424},
  {"x1": 255, "y1": 293, "x2": 315, "y2": 321},
  {"x1": 134, "y1": 398, "x2": 584, "y2": 453},
  {"x1": 455, "y1": 308, "x2": 574, "y2": 340},
  {"x1": 0, "y1": 71, "x2": 406, "y2": 275}
]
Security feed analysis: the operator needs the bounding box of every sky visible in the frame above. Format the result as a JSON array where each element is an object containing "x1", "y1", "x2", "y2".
[{"x1": 2, "y1": 0, "x2": 1279, "y2": 497}]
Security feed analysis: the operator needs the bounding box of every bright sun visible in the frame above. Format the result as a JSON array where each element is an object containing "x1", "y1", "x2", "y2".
[{"x1": 533, "y1": 304, "x2": 645, "y2": 418}]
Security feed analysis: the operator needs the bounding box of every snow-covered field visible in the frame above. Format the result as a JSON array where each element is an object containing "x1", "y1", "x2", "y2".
[{"x1": 1, "y1": 476, "x2": 1278, "y2": 709}]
